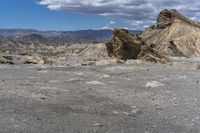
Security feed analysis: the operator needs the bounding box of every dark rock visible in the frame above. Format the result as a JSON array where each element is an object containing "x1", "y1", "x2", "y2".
[
  {"x1": 106, "y1": 29, "x2": 169, "y2": 63},
  {"x1": 106, "y1": 29, "x2": 144, "y2": 60}
]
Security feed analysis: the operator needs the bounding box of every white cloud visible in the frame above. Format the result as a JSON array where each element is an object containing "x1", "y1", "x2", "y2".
[
  {"x1": 38, "y1": 0, "x2": 200, "y2": 29},
  {"x1": 100, "y1": 20, "x2": 116, "y2": 29},
  {"x1": 101, "y1": 26, "x2": 109, "y2": 30},
  {"x1": 109, "y1": 21, "x2": 116, "y2": 25},
  {"x1": 143, "y1": 25, "x2": 149, "y2": 29},
  {"x1": 128, "y1": 20, "x2": 143, "y2": 26}
]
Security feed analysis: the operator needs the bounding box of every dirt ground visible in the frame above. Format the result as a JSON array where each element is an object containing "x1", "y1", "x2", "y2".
[{"x1": 0, "y1": 60, "x2": 200, "y2": 133}]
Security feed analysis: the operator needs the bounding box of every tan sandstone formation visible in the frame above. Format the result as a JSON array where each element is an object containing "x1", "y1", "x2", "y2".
[
  {"x1": 106, "y1": 28, "x2": 169, "y2": 63},
  {"x1": 140, "y1": 9, "x2": 200, "y2": 57}
]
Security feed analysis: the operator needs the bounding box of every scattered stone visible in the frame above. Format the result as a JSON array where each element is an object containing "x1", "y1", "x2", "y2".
[
  {"x1": 93, "y1": 123, "x2": 103, "y2": 127},
  {"x1": 81, "y1": 61, "x2": 96, "y2": 66},
  {"x1": 172, "y1": 116, "x2": 177, "y2": 120},
  {"x1": 48, "y1": 80, "x2": 60, "y2": 83},
  {"x1": 125, "y1": 59, "x2": 146, "y2": 65},
  {"x1": 153, "y1": 125, "x2": 158, "y2": 128},
  {"x1": 40, "y1": 97, "x2": 46, "y2": 100},
  {"x1": 146, "y1": 81, "x2": 164, "y2": 88},
  {"x1": 131, "y1": 106, "x2": 143, "y2": 115},
  {"x1": 155, "y1": 106, "x2": 163, "y2": 111},
  {"x1": 112, "y1": 111, "x2": 120, "y2": 114},
  {"x1": 86, "y1": 81, "x2": 104, "y2": 85},
  {"x1": 95, "y1": 60, "x2": 110, "y2": 66},
  {"x1": 123, "y1": 112, "x2": 131, "y2": 116},
  {"x1": 98, "y1": 74, "x2": 110, "y2": 78},
  {"x1": 38, "y1": 70, "x2": 48, "y2": 73}
]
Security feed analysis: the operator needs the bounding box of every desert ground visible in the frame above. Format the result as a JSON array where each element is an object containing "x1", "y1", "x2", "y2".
[{"x1": 0, "y1": 58, "x2": 199, "y2": 133}]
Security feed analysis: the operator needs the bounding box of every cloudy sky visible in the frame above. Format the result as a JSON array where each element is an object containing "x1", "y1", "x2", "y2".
[{"x1": 0, "y1": 0, "x2": 200, "y2": 30}]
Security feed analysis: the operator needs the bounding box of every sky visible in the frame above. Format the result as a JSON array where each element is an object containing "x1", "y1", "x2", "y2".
[{"x1": 0, "y1": 0, "x2": 200, "y2": 31}]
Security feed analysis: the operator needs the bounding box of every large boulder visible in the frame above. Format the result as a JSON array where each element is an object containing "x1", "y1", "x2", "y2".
[{"x1": 106, "y1": 29, "x2": 169, "y2": 63}]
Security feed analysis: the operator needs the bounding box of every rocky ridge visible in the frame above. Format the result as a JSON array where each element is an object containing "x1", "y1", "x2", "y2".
[
  {"x1": 141, "y1": 9, "x2": 200, "y2": 57},
  {"x1": 106, "y1": 29, "x2": 169, "y2": 63},
  {"x1": 106, "y1": 9, "x2": 200, "y2": 63}
]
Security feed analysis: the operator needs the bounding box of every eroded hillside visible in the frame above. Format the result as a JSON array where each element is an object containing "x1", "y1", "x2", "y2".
[{"x1": 141, "y1": 9, "x2": 200, "y2": 57}]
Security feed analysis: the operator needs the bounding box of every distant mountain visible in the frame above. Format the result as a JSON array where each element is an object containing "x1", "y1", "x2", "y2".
[
  {"x1": 0, "y1": 29, "x2": 140, "y2": 42},
  {"x1": 0, "y1": 29, "x2": 38, "y2": 37},
  {"x1": 61, "y1": 30, "x2": 113, "y2": 43},
  {"x1": 0, "y1": 29, "x2": 62, "y2": 37},
  {"x1": 0, "y1": 29, "x2": 140, "y2": 54}
]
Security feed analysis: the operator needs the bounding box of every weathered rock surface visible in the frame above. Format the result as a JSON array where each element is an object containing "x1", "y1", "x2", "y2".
[
  {"x1": 0, "y1": 55, "x2": 14, "y2": 64},
  {"x1": 141, "y1": 9, "x2": 200, "y2": 57},
  {"x1": 62, "y1": 43, "x2": 109, "y2": 59},
  {"x1": 0, "y1": 43, "x2": 109, "y2": 65},
  {"x1": 23, "y1": 54, "x2": 45, "y2": 64},
  {"x1": 106, "y1": 29, "x2": 169, "y2": 63},
  {"x1": 106, "y1": 29, "x2": 143, "y2": 60}
]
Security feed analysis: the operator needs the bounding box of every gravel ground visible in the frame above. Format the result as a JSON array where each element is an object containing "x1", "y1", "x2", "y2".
[{"x1": 0, "y1": 62, "x2": 200, "y2": 133}]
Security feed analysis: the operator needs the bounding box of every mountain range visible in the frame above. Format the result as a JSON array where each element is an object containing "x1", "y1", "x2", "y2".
[{"x1": 0, "y1": 29, "x2": 140, "y2": 43}]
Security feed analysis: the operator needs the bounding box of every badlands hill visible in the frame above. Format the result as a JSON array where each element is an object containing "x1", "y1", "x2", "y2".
[
  {"x1": 106, "y1": 28, "x2": 169, "y2": 63},
  {"x1": 141, "y1": 9, "x2": 200, "y2": 57},
  {"x1": 105, "y1": 9, "x2": 200, "y2": 63}
]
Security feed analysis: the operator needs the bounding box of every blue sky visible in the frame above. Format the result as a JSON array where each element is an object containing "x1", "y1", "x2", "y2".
[
  {"x1": 0, "y1": 0, "x2": 127, "y2": 31},
  {"x1": 0, "y1": 0, "x2": 200, "y2": 31}
]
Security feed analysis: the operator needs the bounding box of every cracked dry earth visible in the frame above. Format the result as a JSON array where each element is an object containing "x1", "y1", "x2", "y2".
[{"x1": 0, "y1": 62, "x2": 200, "y2": 133}]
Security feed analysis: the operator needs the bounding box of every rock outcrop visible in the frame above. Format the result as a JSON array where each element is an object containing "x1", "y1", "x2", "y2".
[
  {"x1": 106, "y1": 29, "x2": 144, "y2": 60},
  {"x1": 62, "y1": 43, "x2": 109, "y2": 59},
  {"x1": 23, "y1": 54, "x2": 45, "y2": 64},
  {"x1": 0, "y1": 55, "x2": 14, "y2": 64},
  {"x1": 141, "y1": 9, "x2": 200, "y2": 57},
  {"x1": 106, "y1": 29, "x2": 169, "y2": 63}
]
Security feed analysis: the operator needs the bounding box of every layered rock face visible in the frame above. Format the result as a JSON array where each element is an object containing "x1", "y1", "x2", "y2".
[
  {"x1": 61, "y1": 43, "x2": 108, "y2": 59},
  {"x1": 106, "y1": 29, "x2": 144, "y2": 60},
  {"x1": 0, "y1": 43, "x2": 109, "y2": 65},
  {"x1": 106, "y1": 29, "x2": 169, "y2": 63},
  {"x1": 106, "y1": 9, "x2": 200, "y2": 62},
  {"x1": 141, "y1": 9, "x2": 200, "y2": 57}
]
